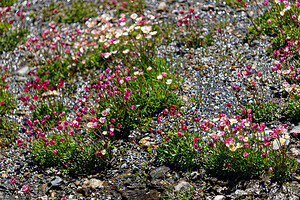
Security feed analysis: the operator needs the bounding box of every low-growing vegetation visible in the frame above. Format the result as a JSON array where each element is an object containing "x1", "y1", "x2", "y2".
[
  {"x1": 41, "y1": 0, "x2": 98, "y2": 23},
  {"x1": 1, "y1": 0, "x2": 300, "y2": 199}
]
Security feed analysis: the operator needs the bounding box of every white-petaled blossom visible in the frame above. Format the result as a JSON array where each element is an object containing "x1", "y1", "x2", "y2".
[
  {"x1": 134, "y1": 26, "x2": 141, "y2": 30},
  {"x1": 101, "y1": 149, "x2": 106, "y2": 155},
  {"x1": 106, "y1": 32, "x2": 113, "y2": 39},
  {"x1": 115, "y1": 30, "x2": 123, "y2": 38},
  {"x1": 123, "y1": 49, "x2": 129, "y2": 54},
  {"x1": 113, "y1": 40, "x2": 120, "y2": 44},
  {"x1": 229, "y1": 119, "x2": 237, "y2": 124},
  {"x1": 99, "y1": 117, "x2": 106, "y2": 123},
  {"x1": 120, "y1": 22, "x2": 126, "y2": 26},
  {"x1": 87, "y1": 122, "x2": 94, "y2": 128},
  {"x1": 136, "y1": 34, "x2": 142, "y2": 40},
  {"x1": 149, "y1": 31, "x2": 157, "y2": 36},
  {"x1": 136, "y1": 17, "x2": 143, "y2": 22},
  {"x1": 157, "y1": 75, "x2": 163, "y2": 80},
  {"x1": 166, "y1": 79, "x2": 172, "y2": 84},
  {"x1": 104, "y1": 52, "x2": 111, "y2": 58},
  {"x1": 98, "y1": 35, "x2": 106, "y2": 43},
  {"x1": 141, "y1": 26, "x2": 152, "y2": 34},
  {"x1": 130, "y1": 13, "x2": 138, "y2": 19},
  {"x1": 147, "y1": 15, "x2": 156, "y2": 20}
]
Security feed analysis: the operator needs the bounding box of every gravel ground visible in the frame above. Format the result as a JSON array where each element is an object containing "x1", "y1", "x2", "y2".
[{"x1": 0, "y1": 0, "x2": 300, "y2": 199}]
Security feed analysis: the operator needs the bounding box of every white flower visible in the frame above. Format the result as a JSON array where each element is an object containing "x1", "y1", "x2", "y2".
[
  {"x1": 148, "y1": 15, "x2": 156, "y2": 20},
  {"x1": 120, "y1": 80, "x2": 124, "y2": 84},
  {"x1": 134, "y1": 26, "x2": 141, "y2": 30},
  {"x1": 149, "y1": 31, "x2": 157, "y2": 36},
  {"x1": 136, "y1": 34, "x2": 142, "y2": 40},
  {"x1": 110, "y1": 128, "x2": 114, "y2": 132},
  {"x1": 134, "y1": 71, "x2": 139, "y2": 75},
  {"x1": 87, "y1": 122, "x2": 94, "y2": 128},
  {"x1": 99, "y1": 117, "x2": 106, "y2": 123},
  {"x1": 104, "y1": 52, "x2": 111, "y2": 58},
  {"x1": 166, "y1": 79, "x2": 172, "y2": 84},
  {"x1": 229, "y1": 119, "x2": 238, "y2": 124},
  {"x1": 101, "y1": 149, "x2": 107, "y2": 155},
  {"x1": 120, "y1": 22, "x2": 126, "y2": 26},
  {"x1": 212, "y1": 118, "x2": 219, "y2": 122},
  {"x1": 115, "y1": 30, "x2": 123, "y2": 38},
  {"x1": 243, "y1": 137, "x2": 249, "y2": 142},
  {"x1": 106, "y1": 33, "x2": 113, "y2": 39},
  {"x1": 130, "y1": 13, "x2": 138, "y2": 20},
  {"x1": 279, "y1": 138, "x2": 286, "y2": 144},
  {"x1": 157, "y1": 75, "x2": 163, "y2": 80},
  {"x1": 123, "y1": 49, "x2": 129, "y2": 54},
  {"x1": 141, "y1": 26, "x2": 152, "y2": 34},
  {"x1": 113, "y1": 40, "x2": 120, "y2": 44},
  {"x1": 98, "y1": 35, "x2": 106, "y2": 43},
  {"x1": 136, "y1": 17, "x2": 143, "y2": 22}
]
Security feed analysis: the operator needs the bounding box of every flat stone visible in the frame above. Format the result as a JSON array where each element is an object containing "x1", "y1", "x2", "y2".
[
  {"x1": 16, "y1": 66, "x2": 29, "y2": 76},
  {"x1": 150, "y1": 166, "x2": 170, "y2": 179},
  {"x1": 174, "y1": 180, "x2": 190, "y2": 192},
  {"x1": 83, "y1": 179, "x2": 104, "y2": 190},
  {"x1": 157, "y1": 2, "x2": 167, "y2": 11},
  {"x1": 214, "y1": 195, "x2": 226, "y2": 200}
]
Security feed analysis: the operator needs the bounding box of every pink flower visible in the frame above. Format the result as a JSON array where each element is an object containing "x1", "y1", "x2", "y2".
[
  {"x1": 41, "y1": 196, "x2": 48, "y2": 200},
  {"x1": 238, "y1": 135, "x2": 245, "y2": 140},
  {"x1": 22, "y1": 185, "x2": 29, "y2": 192},
  {"x1": 267, "y1": 19, "x2": 271, "y2": 24},
  {"x1": 178, "y1": 132, "x2": 183, "y2": 137},
  {"x1": 16, "y1": 138, "x2": 24, "y2": 147},
  {"x1": 244, "y1": 143, "x2": 250, "y2": 148},
  {"x1": 243, "y1": 152, "x2": 249, "y2": 157},
  {"x1": 9, "y1": 178, "x2": 16, "y2": 185},
  {"x1": 52, "y1": 149, "x2": 58, "y2": 154}
]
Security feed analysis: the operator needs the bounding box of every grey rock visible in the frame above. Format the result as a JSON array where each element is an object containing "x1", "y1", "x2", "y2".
[
  {"x1": 150, "y1": 166, "x2": 170, "y2": 179},
  {"x1": 15, "y1": 66, "x2": 29, "y2": 76},
  {"x1": 214, "y1": 195, "x2": 226, "y2": 200},
  {"x1": 190, "y1": 171, "x2": 200, "y2": 180},
  {"x1": 290, "y1": 125, "x2": 300, "y2": 134},
  {"x1": 49, "y1": 176, "x2": 62, "y2": 187},
  {"x1": 157, "y1": 2, "x2": 167, "y2": 11},
  {"x1": 174, "y1": 180, "x2": 190, "y2": 192}
]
